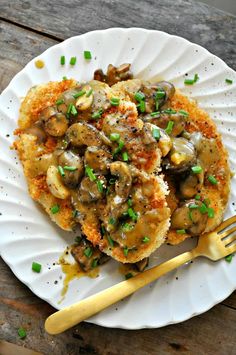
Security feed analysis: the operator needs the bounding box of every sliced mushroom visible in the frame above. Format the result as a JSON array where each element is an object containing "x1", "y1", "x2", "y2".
[
  {"x1": 66, "y1": 122, "x2": 103, "y2": 147},
  {"x1": 142, "y1": 123, "x2": 172, "y2": 157},
  {"x1": 40, "y1": 106, "x2": 68, "y2": 137},
  {"x1": 75, "y1": 84, "x2": 93, "y2": 111},
  {"x1": 171, "y1": 199, "x2": 208, "y2": 236},
  {"x1": 78, "y1": 176, "x2": 106, "y2": 203},
  {"x1": 46, "y1": 165, "x2": 70, "y2": 199},
  {"x1": 154, "y1": 112, "x2": 186, "y2": 137},
  {"x1": 179, "y1": 168, "x2": 204, "y2": 199},
  {"x1": 140, "y1": 81, "x2": 175, "y2": 113},
  {"x1": 134, "y1": 257, "x2": 149, "y2": 272},
  {"x1": 93, "y1": 63, "x2": 133, "y2": 86},
  {"x1": 84, "y1": 146, "x2": 112, "y2": 174},
  {"x1": 29, "y1": 153, "x2": 58, "y2": 177},
  {"x1": 25, "y1": 121, "x2": 46, "y2": 143},
  {"x1": 156, "y1": 81, "x2": 175, "y2": 101},
  {"x1": 58, "y1": 150, "x2": 84, "y2": 188},
  {"x1": 110, "y1": 162, "x2": 132, "y2": 203},
  {"x1": 163, "y1": 137, "x2": 196, "y2": 173}
]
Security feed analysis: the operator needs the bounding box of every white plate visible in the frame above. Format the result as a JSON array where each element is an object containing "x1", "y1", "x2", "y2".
[{"x1": 0, "y1": 28, "x2": 236, "y2": 329}]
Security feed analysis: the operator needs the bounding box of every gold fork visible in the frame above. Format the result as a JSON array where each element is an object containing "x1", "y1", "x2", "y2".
[{"x1": 45, "y1": 215, "x2": 236, "y2": 334}]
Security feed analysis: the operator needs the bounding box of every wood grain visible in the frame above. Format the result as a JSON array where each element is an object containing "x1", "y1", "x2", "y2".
[
  {"x1": 1, "y1": 0, "x2": 236, "y2": 70},
  {"x1": 1, "y1": 1, "x2": 236, "y2": 353}
]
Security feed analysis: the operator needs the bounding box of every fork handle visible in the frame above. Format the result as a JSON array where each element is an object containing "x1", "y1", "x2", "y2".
[{"x1": 45, "y1": 249, "x2": 198, "y2": 334}]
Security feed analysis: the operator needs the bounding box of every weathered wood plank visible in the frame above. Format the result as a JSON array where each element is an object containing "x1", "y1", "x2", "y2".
[
  {"x1": 1, "y1": 257, "x2": 236, "y2": 355},
  {"x1": 0, "y1": 21, "x2": 57, "y2": 93},
  {"x1": 1, "y1": 0, "x2": 236, "y2": 70}
]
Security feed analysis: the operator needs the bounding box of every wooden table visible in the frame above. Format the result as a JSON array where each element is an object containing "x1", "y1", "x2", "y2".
[{"x1": 1, "y1": 1, "x2": 236, "y2": 354}]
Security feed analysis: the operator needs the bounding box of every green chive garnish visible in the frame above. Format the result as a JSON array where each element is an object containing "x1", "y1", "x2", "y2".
[
  {"x1": 58, "y1": 165, "x2": 65, "y2": 177},
  {"x1": 208, "y1": 175, "x2": 218, "y2": 185},
  {"x1": 199, "y1": 203, "x2": 208, "y2": 214},
  {"x1": 127, "y1": 199, "x2": 132, "y2": 207},
  {"x1": 51, "y1": 204, "x2": 60, "y2": 214},
  {"x1": 179, "y1": 110, "x2": 189, "y2": 117},
  {"x1": 134, "y1": 91, "x2": 145, "y2": 102},
  {"x1": 73, "y1": 210, "x2": 78, "y2": 218},
  {"x1": 122, "y1": 223, "x2": 134, "y2": 231},
  {"x1": 110, "y1": 133, "x2": 120, "y2": 141},
  {"x1": 73, "y1": 90, "x2": 86, "y2": 99},
  {"x1": 91, "y1": 109, "x2": 103, "y2": 120},
  {"x1": 124, "y1": 247, "x2": 129, "y2": 256},
  {"x1": 84, "y1": 247, "x2": 93, "y2": 258},
  {"x1": 162, "y1": 108, "x2": 176, "y2": 114},
  {"x1": 91, "y1": 259, "x2": 98, "y2": 268},
  {"x1": 108, "y1": 217, "x2": 116, "y2": 225},
  {"x1": 165, "y1": 121, "x2": 174, "y2": 135},
  {"x1": 128, "y1": 208, "x2": 137, "y2": 221},
  {"x1": 152, "y1": 127, "x2": 160, "y2": 141},
  {"x1": 60, "y1": 55, "x2": 65, "y2": 65},
  {"x1": 176, "y1": 229, "x2": 186, "y2": 234},
  {"x1": 207, "y1": 207, "x2": 215, "y2": 218},
  {"x1": 195, "y1": 194, "x2": 201, "y2": 200},
  {"x1": 86, "y1": 88, "x2": 93, "y2": 97},
  {"x1": 225, "y1": 78, "x2": 233, "y2": 84},
  {"x1": 85, "y1": 165, "x2": 96, "y2": 182},
  {"x1": 18, "y1": 327, "x2": 27, "y2": 339},
  {"x1": 125, "y1": 273, "x2": 133, "y2": 279},
  {"x1": 74, "y1": 236, "x2": 82, "y2": 244},
  {"x1": 113, "y1": 139, "x2": 124, "y2": 157},
  {"x1": 70, "y1": 104, "x2": 78, "y2": 116},
  {"x1": 84, "y1": 51, "x2": 92, "y2": 60},
  {"x1": 188, "y1": 211, "x2": 193, "y2": 221},
  {"x1": 62, "y1": 76, "x2": 67, "y2": 81},
  {"x1": 150, "y1": 111, "x2": 160, "y2": 117},
  {"x1": 63, "y1": 166, "x2": 77, "y2": 171},
  {"x1": 96, "y1": 180, "x2": 104, "y2": 193},
  {"x1": 67, "y1": 102, "x2": 73, "y2": 114},
  {"x1": 122, "y1": 151, "x2": 129, "y2": 162},
  {"x1": 138, "y1": 100, "x2": 146, "y2": 113},
  {"x1": 56, "y1": 99, "x2": 64, "y2": 106},
  {"x1": 225, "y1": 254, "x2": 234, "y2": 263},
  {"x1": 70, "y1": 56, "x2": 76, "y2": 65},
  {"x1": 184, "y1": 73, "x2": 199, "y2": 85},
  {"x1": 191, "y1": 166, "x2": 203, "y2": 174},
  {"x1": 155, "y1": 90, "x2": 165, "y2": 99},
  {"x1": 107, "y1": 235, "x2": 114, "y2": 247},
  {"x1": 142, "y1": 236, "x2": 150, "y2": 243},
  {"x1": 32, "y1": 261, "x2": 41, "y2": 273},
  {"x1": 189, "y1": 204, "x2": 199, "y2": 209},
  {"x1": 110, "y1": 97, "x2": 120, "y2": 106}
]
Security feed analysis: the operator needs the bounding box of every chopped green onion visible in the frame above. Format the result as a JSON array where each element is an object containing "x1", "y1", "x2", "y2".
[
  {"x1": 191, "y1": 166, "x2": 203, "y2": 174},
  {"x1": 179, "y1": 110, "x2": 189, "y2": 117},
  {"x1": 73, "y1": 90, "x2": 86, "y2": 99},
  {"x1": 208, "y1": 175, "x2": 218, "y2": 185},
  {"x1": 108, "y1": 217, "x2": 116, "y2": 225},
  {"x1": 150, "y1": 111, "x2": 160, "y2": 117},
  {"x1": 60, "y1": 55, "x2": 65, "y2": 65},
  {"x1": 155, "y1": 90, "x2": 165, "y2": 99},
  {"x1": 63, "y1": 166, "x2": 77, "y2": 171},
  {"x1": 195, "y1": 194, "x2": 201, "y2": 200},
  {"x1": 110, "y1": 97, "x2": 120, "y2": 106},
  {"x1": 152, "y1": 127, "x2": 160, "y2": 141},
  {"x1": 86, "y1": 88, "x2": 93, "y2": 97},
  {"x1": 91, "y1": 259, "x2": 98, "y2": 268},
  {"x1": 56, "y1": 99, "x2": 64, "y2": 105},
  {"x1": 194, "y1": 73, "x2": 199, "y2": 82},
  {"x1": 127, "y1": 199, "x2": 132, "y2": 207},
  {"x1": 107, "y1": 235, "x2": 114, "y2": 247},
  {"x1": 137, "y1": 100, "x2": 146, "y2": 113},
  {"x1": 70, "y1": 56, "x2": 77, "y2": 65},
  {"x1": 225, "y1": 78, "x2": 233, "y2": 84},
  {"x1": 207, "y1": 207, "x2": 215, "y2": 218},
  {"x1": 199, "y1": 203, "x2": 208, "y2": 214},
  {"x1": 176, "y1": 229, "x2": 186, "y2": 234},
  {"x1": 122, "y1": 151, "x2": 129, "y2": 162},
  {"x1": 125, "y1": 272, "x2": 133, "y2": 279},
  {"x1": 188, "y1": 211, "x2": 193, "y2": 221},
  {"x1": 32, "y1": 261, "x2": 41, "y2": 273},
  {"x1": 67, "y1": 102, "x2": 73, "y2": 114},
  {"x1": 62, "y1": 76, "x2": 67, "y2": 81},
  {"x1": 70, "y1": 104, "x2": 78, "y2": 116},
  {"x1": 100, "y1": 225, "x2": 106, "y2": 236},
  {"x1": 122, "y1": 223, "x2": 134, "y2": 231},
  {"x1": 113, "y1": 139, "x2": 125, "y2": 157},
  {"x1": 128, "y1": 207, "x2": 137, "y2": 221},
  {"x1": 91, "y1": 109, "x2": 103, "y2": 120},
  {"x1": 74, "y1": 236, "x2": 82, "y2": 244},
  {"x1": 51, "y1": 204, "x2": 60, "y2": 214},
  {"x1": 18, "y1": 327, "x2": 27, "y2": 339},
  {"x1": 162, "y1": 108, "x2": 176, "y2": 114},
  {"x1": 84, "y1": 50, "x2": 92, "y2": 60},
  {"x1": 123, "y1": 247, "x2": 129, "y2": 256},
  {"x1": 134, "y1": 91, "x2": 145, "y2": 102},
  {"x1": 225, "y1": 254, "x2": 234, "y2": 263},
  {"x1": 96, "y1": 180, "x2": 104, "y2": 193},
  {"x1": 184, "y1": 73, "x2": 199, "y2": 85},
  {"x1": 110, "y1": 133, "x2": 120, "y2": 141},
  {"x1": 189, "y1": 204, "x2": 199, "y2": 209},
  {"x1": 84, "y1": 247, "x2": 93, "y2": 258},
  {"x1": 85, "y1": 165, "x2": 96, "y2": 182},
  {"x1": 142, "y1": 236, "x2": 150, "y2": 243},
  {"x1": 165, "y1": 121, "x2": 175, "y2": 135},
  {"x1": 58, "y1": 165, "x2": 65, "y2": 177}
]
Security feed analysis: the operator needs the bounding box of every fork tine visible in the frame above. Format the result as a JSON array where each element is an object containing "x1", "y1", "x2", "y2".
[
  {"x1": 223, "y1": 234, "x2": 236, "y2": 247},
  {"x1": 216, "y1": 215, "x2": 236, "y2": 233},
  {"x1": 220, "y1": 226, "x2": 236, "y2": 239},
  {"x1": 225, "y1": 243, "x2": 236, "y2": 255}
]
